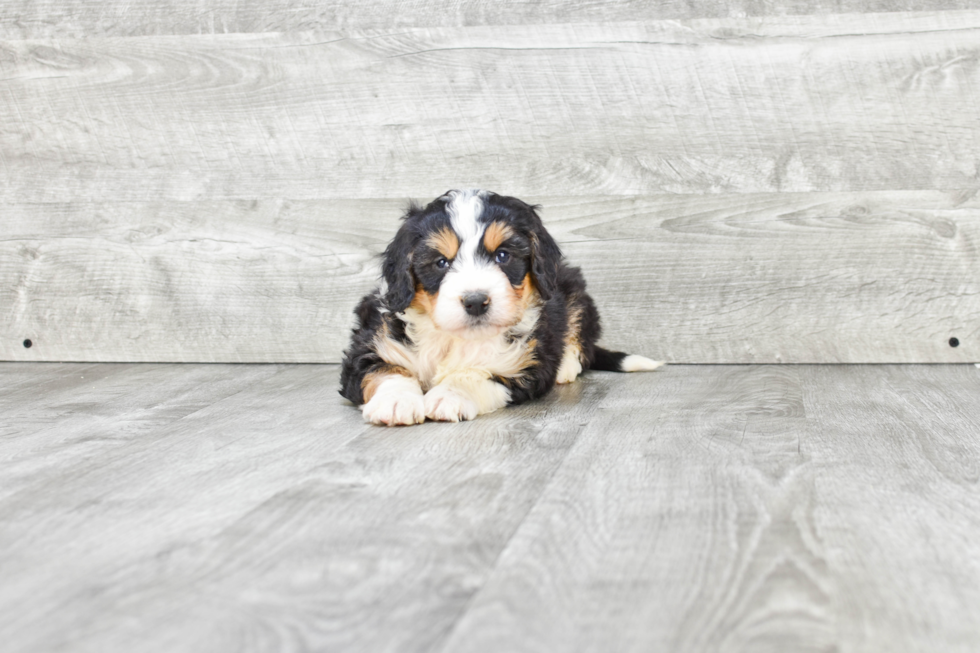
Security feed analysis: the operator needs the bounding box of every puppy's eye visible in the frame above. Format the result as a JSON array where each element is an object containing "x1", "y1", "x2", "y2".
[
  {"x1": 435, "y1": 258, "x2": 450, "y2": 269},
  {"x1": 494, "y1": 250, "x2": 510, "y2": 264}
]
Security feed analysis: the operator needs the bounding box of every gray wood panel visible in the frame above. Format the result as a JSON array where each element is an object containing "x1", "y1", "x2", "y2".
[
  {"x1": 0, "y1": 199, "x2": 396, "y2": 363},
  {"x1": 3, "y1": 191, "x2": 977, "y2": 363},
  {"x1": 440, "y1": 364, "x2": 980, "y2": 653},
  {"x1": 2, "y1": 362, "x2": 979, "y2": 652},
  {"x1": 2, "y1": 12, "x2": 980, "y2": 203},
  {"x1": 1, "y1": 2, "x2": 973, "y2": 38}
]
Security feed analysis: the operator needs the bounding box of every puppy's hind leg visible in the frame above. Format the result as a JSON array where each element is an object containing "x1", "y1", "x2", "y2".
[{"x1": 555, "y1": 343, "x2": 584, "y2": 385}]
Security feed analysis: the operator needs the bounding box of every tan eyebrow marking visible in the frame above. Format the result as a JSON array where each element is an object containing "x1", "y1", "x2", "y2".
[
  {"x1": 425, "y1": 226, "x2": 459, "y2": 260},
  {"x1": 483, "y1": 221, "x2": 514, "y2": 252}
]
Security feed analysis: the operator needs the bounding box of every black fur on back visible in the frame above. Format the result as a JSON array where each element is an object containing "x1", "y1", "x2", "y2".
[{"x1": 338, "y1": 291, "x2": 387, "y2": 405}]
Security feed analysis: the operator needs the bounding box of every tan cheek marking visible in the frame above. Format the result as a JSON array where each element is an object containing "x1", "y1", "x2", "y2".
[
  {"x1": 517, "y1": 274, "x2": 538, "y2": 310},
  {"x1": 483, "y1": 221, "x2": 515, "y2": 252},
  {"x1": 426, "y1": 227, "x2": 459, "y2": 260},
  {"x1": 526, "y1": 256, "x2": 551, "y2": 300},
  {"x1": 411, "y1": 288, "x2": 438, "y2": 314},
  {"x1": 494, "y1": 272, "x2": 528, "y2": 328}
]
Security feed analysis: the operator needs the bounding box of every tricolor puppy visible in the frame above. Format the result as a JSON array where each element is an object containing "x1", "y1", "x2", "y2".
[{"x1": 340, "y1": 189, "x2": 663, "y2": 425}]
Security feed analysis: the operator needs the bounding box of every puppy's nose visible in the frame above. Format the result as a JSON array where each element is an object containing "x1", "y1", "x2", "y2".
[{"x1": 461, "y1": 292, "x2": 490, "y2": 317}]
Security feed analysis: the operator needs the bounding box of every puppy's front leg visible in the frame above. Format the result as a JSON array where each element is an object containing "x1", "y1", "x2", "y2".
[
  {"x1": 424, "y1": 369, "x2": 511, "y2": 422},
  {"x1": 362, "y1": 370, "x2": 425, "y2": 426}
]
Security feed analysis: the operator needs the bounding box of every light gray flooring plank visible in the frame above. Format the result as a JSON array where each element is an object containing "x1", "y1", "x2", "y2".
[
  {"x1": 0, "y1": 363, "x2": 276, "y2": 426},
  {"x1": 795, "y1": 365, "x2": 980, "y2": 652},
  {"x1": 0, "y1": 363, "x2": 260, "y2": 422},
  {"x1": 0, "y1": 362, "x2": 103, "y2": 404},
  {"x1": 440, "y1": 365, "x2": 980, "y2": 653},
  {"x1": 1, "y1": 1, "x2": 972, "y2": 38},
  {"x1": 0, "y1": 363, "x2": 605, "y2": 653},
  {"x1": 3, "y1": 364, "x2": 978, "y2": 652},
  {"x1": 0, "y1": 363, "x2": 287, "y2": 501},
  {"x1": 3, "y1": 13, "x2": 980, "y2": 202},
  {"x1": 3, "y1": 191, "x2": 977, "y2": 364},
  {"x1": 0, "y1": 364, "x2": 363, "y2": 653}
]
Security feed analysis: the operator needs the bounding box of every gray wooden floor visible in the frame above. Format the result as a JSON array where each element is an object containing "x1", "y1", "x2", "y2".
[{"x1": 2, "y1": 363, "x2": 979, "y2": 653}]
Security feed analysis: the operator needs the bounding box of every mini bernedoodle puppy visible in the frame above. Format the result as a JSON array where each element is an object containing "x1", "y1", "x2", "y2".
[{"x1": 340, "y1": 189, "x2": 664, "y2": 425}]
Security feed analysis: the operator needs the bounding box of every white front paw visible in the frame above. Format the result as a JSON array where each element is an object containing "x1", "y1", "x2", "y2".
[
  {"x1": 424, "y1": 385, "x2": 479, "y2": 422},
  {"x1": 362, "y1": 387, "x2": 425, "y2": 426}
]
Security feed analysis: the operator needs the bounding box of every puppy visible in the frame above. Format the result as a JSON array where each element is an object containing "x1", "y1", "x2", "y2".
[{"x1": 340, "y1": 189, "x2": 663, "y2": 425}]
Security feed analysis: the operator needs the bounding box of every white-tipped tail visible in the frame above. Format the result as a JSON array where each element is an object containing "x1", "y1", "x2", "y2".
[{"x1": 620, "y1": 355, "x2": 666, "y2": 372}]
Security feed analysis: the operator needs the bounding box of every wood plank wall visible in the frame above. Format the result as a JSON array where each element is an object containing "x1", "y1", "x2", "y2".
[{"x1": 1, "y1": 3, "x2": 978, "y2": 363}]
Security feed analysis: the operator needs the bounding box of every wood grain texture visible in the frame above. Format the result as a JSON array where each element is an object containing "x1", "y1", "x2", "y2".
[
  {"x1": 0, "y1": 363, "x2": 286, "y2": 501},
  {"x1": 0, "y1": 361, "x2": 100, "y2": 403},
  {"x1": 797, "y1": 365, "x2": 980, "y2": 651},
  {"x1": 0, "y1": 362, "x2": 608, "y2": 653},
  {"x1": 2, "y1": 362, "x2": 979, "y2": 652},
  {"x1": 3, "y1": 191, "x2": 977, "y2": 363},
  {"x1": 0, "y1": 199, "x2": 397, "y2": 363},
  {"x1": 1, "y1": 1, "x2": 974, "y2": 38},
  {"x1": 440, "y1": 364, "x2": 980, "y2": 653},
  {"x1": 2, "y1": 12, "x2": 980, "y2": 202}
]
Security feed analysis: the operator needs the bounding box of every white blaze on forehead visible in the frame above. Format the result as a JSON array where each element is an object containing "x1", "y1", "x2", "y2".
[
  {"x1": 443, "y1": 189, "x2": 487, "y2": 262},
  {"x1": 435, "y1": 190, "x2": 516, "y2": 336}
]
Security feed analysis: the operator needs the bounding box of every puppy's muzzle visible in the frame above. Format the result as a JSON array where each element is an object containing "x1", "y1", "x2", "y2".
[{"x1": 461, "y1": 291, "x2": 491, "y2": 317}]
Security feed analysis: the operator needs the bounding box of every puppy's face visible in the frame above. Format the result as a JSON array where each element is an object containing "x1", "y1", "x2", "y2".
[{"x1": 382, "y1": 190, "x2": 561, "y2": 340}]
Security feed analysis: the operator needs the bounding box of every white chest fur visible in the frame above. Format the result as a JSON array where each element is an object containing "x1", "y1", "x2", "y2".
[{"x1": 376, "y1": 306, "x2": 541, "y2": 391}]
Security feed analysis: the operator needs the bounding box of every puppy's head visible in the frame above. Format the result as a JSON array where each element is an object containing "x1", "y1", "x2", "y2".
[{"x1": 381, "y1": 189, "x2": 562, "y2": 339}]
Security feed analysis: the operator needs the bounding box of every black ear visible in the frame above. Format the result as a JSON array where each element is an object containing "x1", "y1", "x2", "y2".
[
  {"x1": 381, "y1": 210, "x2": 420, "y2": 312},
  {"x1": 530, "y1": 221, "x2": 562, "y2": 302}
]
